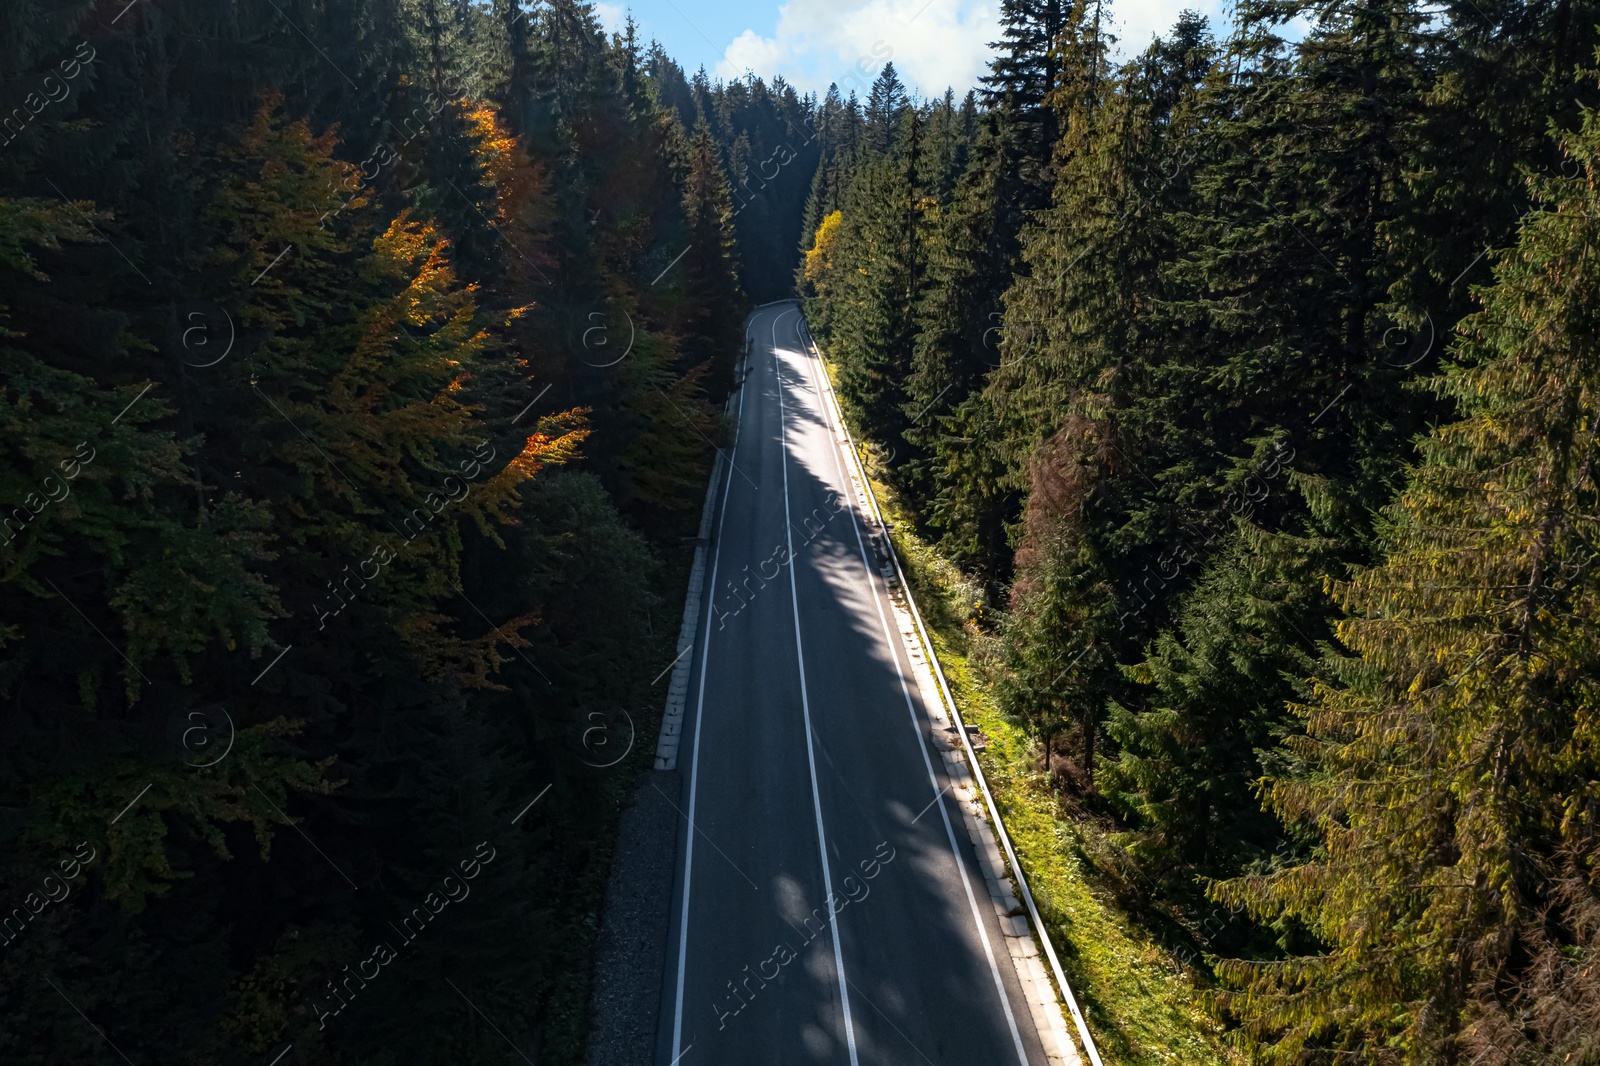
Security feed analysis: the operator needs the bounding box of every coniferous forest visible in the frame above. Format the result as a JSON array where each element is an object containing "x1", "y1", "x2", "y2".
[
  {"x1": 0, "y1": 0, "x2": 768, "y2": 1061},
  {"x1": 800, "y1": 0, "x2": 1600, "y2": 1062},
  {"x1": 4, "y1": 0, "x2": 1600, "y2": 1062}
]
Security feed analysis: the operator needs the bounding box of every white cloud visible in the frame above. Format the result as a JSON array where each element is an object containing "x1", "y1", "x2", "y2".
[
  {"x1": 1108, "y1": 1, "x2": 1311, "y2": 58},
  {"x1": 723, "y1": 28, "x2": 787, "y2": 80},
  {"x1": 715, "y1": 0, "x2": 1286, "y2": 99},
  {"x1": 594, "y1": 1, "x2": 626, "y2": 35},
  {"x1": 1105, "y1": 0, "x2": 1224, "y2": 54},
  {"x1": 715, "y1": 0, "x2": 1001, "y2": 100}
]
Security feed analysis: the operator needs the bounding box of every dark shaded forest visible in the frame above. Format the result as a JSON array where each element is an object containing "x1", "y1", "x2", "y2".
[
  {"x1": 801, "y1": 0, "x2": 1600, "y2": 1062},
  {"x1": 0, "y1": 0, "x2": 799, "y2": 1061}
]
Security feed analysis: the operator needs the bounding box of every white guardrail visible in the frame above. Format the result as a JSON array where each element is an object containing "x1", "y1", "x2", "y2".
[{"x1": 796, "y1": 311, "x2": 1107, "y2": 1066}]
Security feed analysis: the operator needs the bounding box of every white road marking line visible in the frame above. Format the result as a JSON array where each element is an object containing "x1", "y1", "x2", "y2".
[
  {"x1": 670, "y1": 322, "x2": 750, "y2": 1062},
  {"x1": 824, "y1": 319, "x2": 1103, "y2": 1066},
  {"x1": 773, "y1": 307, "x2": 861, "y2": 1066},
  {"x1": 652, "y1": 781, "x2": 760, "y2": 891},
  {"x1": 790, "y1": 312, "x2": 1031, "y2": 1066}
]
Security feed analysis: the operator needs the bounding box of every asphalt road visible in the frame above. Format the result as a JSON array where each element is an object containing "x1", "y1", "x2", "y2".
[{"x1": 656, "y1": 303, "x2": 1047, "y2": 1066}]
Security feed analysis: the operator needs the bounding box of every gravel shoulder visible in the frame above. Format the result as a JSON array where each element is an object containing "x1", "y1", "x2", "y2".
[{"x1": 583, "y1": 769, "x2": 680, "y2": 1066}]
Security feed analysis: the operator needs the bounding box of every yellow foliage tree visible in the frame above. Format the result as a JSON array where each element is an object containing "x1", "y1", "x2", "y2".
[{"x1": 804, "y1": 209, "x2": 843, "y2": 295}]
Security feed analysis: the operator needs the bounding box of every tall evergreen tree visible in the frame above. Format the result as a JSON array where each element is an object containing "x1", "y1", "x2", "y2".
[
  {"x1": 817, "y1": 109, "x2": 932, "y2": 440},
  {"x1": 1216, "y1": 109, "x2": 1600, "y2": 1066},
  {"x1": 678, "y1": 123, "x2": 746, "y2": 395},
  {"x1": 865, "y1": 63, "x2": 910, "y2": 157}
]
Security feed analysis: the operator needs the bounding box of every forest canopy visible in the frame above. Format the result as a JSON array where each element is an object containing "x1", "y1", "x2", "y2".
[
  {"x1": 799, "y1": 0, "x2": 1600, "y2": 1061},
  {"x1": 0, "y1": 0, "x2": 765, "y2": 1060},
  {"x1": 5, "y1": 0, "x2": 1600, "y2": 1062}
]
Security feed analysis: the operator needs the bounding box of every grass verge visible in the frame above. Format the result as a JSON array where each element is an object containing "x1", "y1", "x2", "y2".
[{"x1": 854, "y1": 444, "x2": 1239, "y2": 1066}]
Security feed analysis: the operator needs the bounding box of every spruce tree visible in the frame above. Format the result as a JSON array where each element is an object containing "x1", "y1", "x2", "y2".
[
  {"x1": 864, "y1": 63, "x2": 910, "y2": 157},
  {"x1": 1215, "y1": 109, "x2": 1600, "y2": 1066},
  {"x1": 677, "y1": 123, "x2": 745, "y2": 396}
]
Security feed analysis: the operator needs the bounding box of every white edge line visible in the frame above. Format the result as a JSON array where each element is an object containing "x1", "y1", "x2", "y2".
[
  {"x1": 911, "y1": 785, "x2": 949, "y2": 824},
  {"x1": 795, "y1": 308, "x2": 1106, "y2": 1066},
  {"x1": 669, "y1": 323, "x2": 749, "y2": 1060},
  {"x1": 788, "y1": 313, "x2": 1028, "y2": 1065},
  {"x1": 774, "y1": 308, "x2": 861, "y2": 1066}
]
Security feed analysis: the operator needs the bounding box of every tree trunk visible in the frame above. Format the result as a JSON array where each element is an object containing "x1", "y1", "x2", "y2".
[{"x1": 1082, "y1": 709, "x2": 1094, "y2": 787}]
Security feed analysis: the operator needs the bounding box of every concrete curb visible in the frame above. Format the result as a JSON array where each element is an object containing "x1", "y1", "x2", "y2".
[
  {"x1": 795, "y1": 311, "x2": 1104, "y2": 1066},
  {"x1": 653, "y1": 343, "x2": 748, "y2": 772},
  {"x1": 651, "y1": 449, "x2": 720, "y2": 772}
]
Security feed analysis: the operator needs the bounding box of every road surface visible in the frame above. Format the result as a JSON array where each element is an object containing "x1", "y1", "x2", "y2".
[{"x1": 656, "y1": 303, "x2": 1049, "y2": 1065}]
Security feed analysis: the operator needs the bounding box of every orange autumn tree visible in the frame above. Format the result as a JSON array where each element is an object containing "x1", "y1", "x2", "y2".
[
  {"x1": 195, "y1": 97, "x2": 592, "y2": 694},
  {"x1": 463, "y1": 100, "x2": 715, "y2": 517},
  {"x1": 464, "y1": 102, "x2": 558, "y2": 302}
]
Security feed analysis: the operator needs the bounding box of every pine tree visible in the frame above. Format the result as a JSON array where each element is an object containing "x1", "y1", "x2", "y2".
[
  {"x1": 822, "y1": 110, "x2": 932, "y2": 442},
  {"x1": 864, "y1": 63, "x2": 910, "y2": 157},
  {"x1": 1215, "y1": 109, "x2": 1600, "y2": 1066},
  {"x1": 905, "y1": 110, "x2": 1028, "y2": 530},
  {"x1": 675, "y1": 123, "x2": 744, "y2": 396},
  {"x1": 982, "y1": 0, "x2": 1100, "y2": 202}
]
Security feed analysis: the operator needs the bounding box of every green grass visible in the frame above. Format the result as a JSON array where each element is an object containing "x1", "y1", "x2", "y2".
[{"x1": 856, "y1": 447, "x2": 1239, "y2": 1066}]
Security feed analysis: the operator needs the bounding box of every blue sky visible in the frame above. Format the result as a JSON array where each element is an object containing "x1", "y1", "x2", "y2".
[{"x1": 594, "y1": 0, "x2": 1245, "y2": 100}]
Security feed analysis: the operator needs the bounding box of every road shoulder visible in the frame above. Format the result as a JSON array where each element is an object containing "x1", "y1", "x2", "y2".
[{"x1": 585, "y1": 770, "x2": 682, "y2": 1066}]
